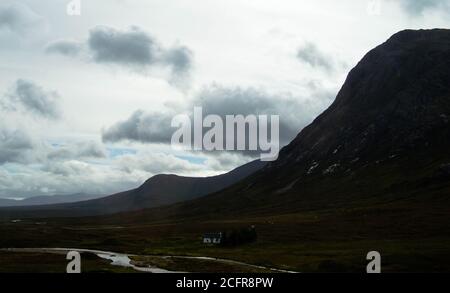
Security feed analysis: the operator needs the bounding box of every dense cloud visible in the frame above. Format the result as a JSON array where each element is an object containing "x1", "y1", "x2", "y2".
[
  {"x1": 87, "y1": 26, "x2": 193, "y2": 77},
  {"x1": 115, "y1": 151, "x2": 204, "y2": 174},
  {"x1": 102, "y1": 85, "x2": 333, "y2": 157},
  {"x1": 46, "y1": 26, "x2": 193, "y2": 84},
  {"x1": 0, "y1": 160, "x2": 140, "y2": 198},
  {"x1": 7, "y1": 79, "x2": 61, "y2": 119},
  {"x1": 0, "y1": 129, "x2": 105, "y2": 166},
  {"x1": 102, "y1": 110, "x2": 175, "y2": 144},
  {"x1": 0, "y1": 125, "x2": 36, "y2": 164},
  {"x1": 0, "y1": 134, "x2": 134, "y2": 196},
  {"x1": 296, "y1": 42, "x2": 334, "y2": 71},
  {"x1": 0, "y1": 147, "x2": 225, "y2": 198},
  {"x1": 0, "y1": 3, "x2": 43, "y2": 34},
  {"x1": 193, "y1": 85, "x2": 313, "y2": 145},
  {"x1": 398, "y1": 0, "x2": 450, "y2": 16},
  {"x1": 88, "y1": 26, "x2": 158, "y2": 66},
  {"x1": 163, "y1": 46, "x2": 193, "y2": 75}
]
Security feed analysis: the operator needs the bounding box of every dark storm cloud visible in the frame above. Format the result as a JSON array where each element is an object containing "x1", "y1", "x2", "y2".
[
  {"x1": 46, "y1": 40, "x2": 82, "y2": 57},
  {"x1": 193, "y1": 86, "x2": 307, "y2": 145},
  {"x1": 47, "y1": 26, "x2": 193, "y2": 81},
  {"x1": 296, "y1": 42, "x2": 334, "y2": 71},
  {"x1": 9, "y1": 79, "x2": 61, "y2": 119},
  {"x1": 102, "y1": 85, "x2": 333, "y2": 155},
  {"x1": 398, "y1": 0, "x2": 450, "y2": 16},
  {"x1": 102, "y1": 110, "x2": 175, "y2": 144},
  {"x1": 87, "y1": 26, "x2": 193, "y2": 77},
  {"x1": 88, "y1": 26, "x2": 159, "y2": 66}
]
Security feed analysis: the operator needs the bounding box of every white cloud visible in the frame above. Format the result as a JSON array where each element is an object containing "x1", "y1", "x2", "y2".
[
  {"x1": 45, "y1": 39, "x2": 83, "y2": 57},
  {"x1": 297, "y1": 42, "x2": 334, "y2": 71},
  {"x1": 0, "y1": 125, "x2": 36, "y2": 164},
  {"x1": 5, "y1": 79, "x2": 62, "y2": 119},
  {"x1": 47, "y1": 141, "x2": 107, "y2": 160}
]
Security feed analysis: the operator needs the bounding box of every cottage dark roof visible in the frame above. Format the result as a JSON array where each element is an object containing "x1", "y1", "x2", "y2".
[{"x1": 203, "y1": 233, "x2": 222, "y2": 238}]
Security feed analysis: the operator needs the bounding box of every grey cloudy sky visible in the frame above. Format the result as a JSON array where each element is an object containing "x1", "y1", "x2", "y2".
[{"x1": 0, "y1": 0, "x2": 449, "y2": 198}]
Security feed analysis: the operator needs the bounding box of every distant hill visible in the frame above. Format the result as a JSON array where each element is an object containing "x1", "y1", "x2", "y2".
[
  {"x1": 0, "y1": 198, "x2": 16, "y2": 207},
  {"x1": 0, "y1": 159, "x2": 266, "y2": 217},
  {"x1": 0, "y1": 193, "x2": 101, "y2": 207}
]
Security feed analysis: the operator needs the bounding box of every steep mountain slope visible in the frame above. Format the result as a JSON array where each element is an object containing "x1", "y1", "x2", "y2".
[
  {"x1": 231, "y1": 28, "x2": 450, "y2": 204},
  {"x1": 0, "y1": 159, "x2": 265, "y2": 217},
  {"x1": 273, "y1": 28, "x2": 450, "y2": 175}
]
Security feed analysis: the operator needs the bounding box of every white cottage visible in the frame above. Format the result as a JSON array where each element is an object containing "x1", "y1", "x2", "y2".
[{"x1": 202, "y1": 232, "x2": 223, "y2": 244}]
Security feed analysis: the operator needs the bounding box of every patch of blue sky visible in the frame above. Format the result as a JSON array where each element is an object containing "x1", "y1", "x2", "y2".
[{"x1": 107, "y1": 147, "x2": 138, "y2": 158}]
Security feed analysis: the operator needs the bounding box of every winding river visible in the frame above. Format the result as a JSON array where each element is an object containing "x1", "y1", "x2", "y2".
[
  {"x1": 2, "y1": 248, "x2": 177, "y2": 273},
  {"x1": 1, "y1": 248, "x2": 297, "y2": 273}
]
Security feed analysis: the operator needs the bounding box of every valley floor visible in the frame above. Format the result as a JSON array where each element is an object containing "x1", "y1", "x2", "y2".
[{"x1": 1, "y1": 197, "x2": 449, "y2": 272}]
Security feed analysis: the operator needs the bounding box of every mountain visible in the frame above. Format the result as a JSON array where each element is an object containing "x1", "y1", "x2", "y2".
[
  {"x1": 95, "y1": 29, "x2": 450, "y2": 222},
  {"x1": 0, "y1": 193, "x2": 101, "y2": 207},
  {"x1": 0, "y1": 159, "x2": 266, "y2": 217},
  {"x1": 273, "y1": 28, "x2": 450, "y2": 175},
  {"x1": 248, "y1": 29, "x2": 450, "y2": 207}
]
